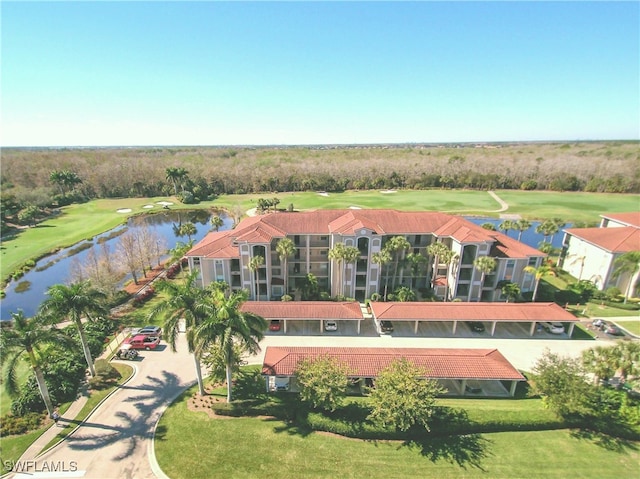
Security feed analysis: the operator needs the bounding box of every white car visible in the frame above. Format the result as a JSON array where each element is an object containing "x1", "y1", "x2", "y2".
[
  {"x1": 541, "y1": 322, "x2": 565, "y2": 334},
  {"x1": 324, "y1": 320, "x2": 338, "y2": 331}
]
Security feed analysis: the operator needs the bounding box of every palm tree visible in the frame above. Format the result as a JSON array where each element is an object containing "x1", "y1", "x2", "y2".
[
  {"x1": 178, "y1": 222, "x2": 197, "y2": 243},
  {"x1": 210, "y1": 215, "x2": 224, "y2": 232},
  {"x1": 481, "y1": 222, "x2": 496, "y2": 231},
  {"x1": 165, "y1": 167, "x2": 188, "y2": 195},
  {"x1": 150, "y1": 271, "x2": 214, "y2": 396},
  {"x1": 328, "y1": 243, "x2": 346, "y2": 296},
  {"x1": 1, "y1": 311, "x2": 73, "y2": 416},
  {"x1": 472, "y1": 256, "x2": 497, "y2": 301},
  {"x1": 372, "y1": 249, "x2": 392, "y2": 301},
  {"x1": 394, "y1": 286, "x2": 416, "y2": 302},
  {"x1": 168, "y1": 240, "x2": 193, "y2": 273},
  {"x1": 442, "y1": 252, "x2": 459, "y2": 302},
  {"x1": 276, "y1": 238, "x2": 296, "y2": 296},
  {"x1": 515, "y1": 219, "x2": 532, "y2": 241},
  {"x1": 298, "y1": 273, "x2": 319, "y2": 300},
  {"x1": 499, "y1": 220, "x2": 514, "y2": 237},
  {"x1": 248, "y1": 255, "x2": 264, "y2": 300},
  {"x1": 386, "y1": 236, "x2": 411, "y2": 290},
  {"x1": 612, "y1": 341, "x2": 640, "y2": 381},
  {"x1": 523, "y1": 263, "x2": 556, "y2": 302},
  {"x1": 195, "y1": 290, "x2": 267, "y2": 402},
  {"x1": 496, "y1": 280, "x2": 521, "y2": 303},
  {"x1": 535, "y1": 220, "x2": 559, "y2": 243},
  {"x1": 342, "y1": 245, "x2": 361, "y2": 298},
  {"x1": 612, "y1": 251, "x2": 640, "y2": 304},
  {"x1": 39, "y1": 282, "x2": 107, "y2": 377},
  {"x1": 581, "y1": 346, "x2": 616, "y2": 385}
]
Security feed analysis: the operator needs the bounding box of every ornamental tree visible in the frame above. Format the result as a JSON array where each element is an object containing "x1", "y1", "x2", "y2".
[{"x1": 295, "y1": 355, "x2": 349, "y2": 411}]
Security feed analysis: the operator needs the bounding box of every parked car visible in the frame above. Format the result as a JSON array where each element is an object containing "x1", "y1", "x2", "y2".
[
  {"x1": 466, "y1": 321, "x2": 485, "y2": 333},
  {"x1": 540, "y1": 322, "x2": 565, "y2": 334},
  {"x1": 269, "y1": 320, "x2": 281, "y2": 332},
  {"x1": 605, "y1": 324, "x2": 625, "y2": 336},
  {"x1": 124, "y1": 334, "x2": 161, "y2": 350},
  {"x1": 138, "y1": 325, "x2": 162, "y2": 339},
  {"x1": 324, "y1": 320, "x2": 338, "y2": 331},
  {"x1": 114, "y1": 344, "x2": 139, "y2": 360},
  {"x1": 380, "y1": 320, "x2": 394, "y2": 333},
  {"x1": 465, "y1": 385, "x2": 482, "y2": 394}
]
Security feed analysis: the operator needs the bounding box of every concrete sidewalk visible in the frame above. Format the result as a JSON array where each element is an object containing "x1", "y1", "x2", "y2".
[{"x1": 17, "y1": 331, "x2": 129, "y2": 461}]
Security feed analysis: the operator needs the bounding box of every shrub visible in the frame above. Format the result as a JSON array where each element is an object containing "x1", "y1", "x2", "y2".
[{"x1": 0, "y1": 412, "x2": 45, "y2": 436}]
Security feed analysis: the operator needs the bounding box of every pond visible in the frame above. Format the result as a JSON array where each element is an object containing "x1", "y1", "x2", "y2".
[
  {"x1": 464, "y1": 217, "x2": 569, "y2": 250},
  {"x1": 0, "y1": 210, "x2": 233, "y2": 320}
]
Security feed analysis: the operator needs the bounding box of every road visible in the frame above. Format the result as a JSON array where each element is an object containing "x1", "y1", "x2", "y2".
[{"x1": 16, "y1": 335, "x2": 195, "y2": 479}]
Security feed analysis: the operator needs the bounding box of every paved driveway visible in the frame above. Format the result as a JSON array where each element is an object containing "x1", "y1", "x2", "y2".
[{"x1": 24, "y1": 334, "x2": 194, "y2": 479}]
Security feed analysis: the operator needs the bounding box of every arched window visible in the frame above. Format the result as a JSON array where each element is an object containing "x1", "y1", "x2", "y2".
[{"x1": 357, "y1": 237, "x2": 369, "y2": 255}]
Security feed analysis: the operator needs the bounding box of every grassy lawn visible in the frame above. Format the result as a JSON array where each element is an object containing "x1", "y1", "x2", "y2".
[
  {"x1": 613, "y1": 319, "x2": 640, "y2": 336},
  {"x1": 0, "y1": 360, "x2": 30, "y2": 416},
  {"x1": 155, "y1": 388, "x2": 639, "y2": 479},
  {"x1": 582, "y1": 303, "x2": 640, "y2": 319},
  {"x1": 0, "y1": 363, "x2": 133, "y2": 467}
]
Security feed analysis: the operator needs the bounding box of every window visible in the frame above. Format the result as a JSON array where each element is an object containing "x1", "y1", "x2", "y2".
[
  {"x1": 414, "y1": 235, "x2": 421, "y2": 246},
  {"x1": 459, "y1": 268, "x2": 472, "y2": 281},
  {"x1": 320, "y1": 250, "x2": 328, "y2": 256},
  {"x1": 193, "y1": 257, "x2": 201, "y2": 266},
  {"x1": 461, "y1": 245, "x2": 477, "y2": 265},
  {"x1": 358, "y1": 237, "x2": 369, "y2": 254},
  {"x1": 504, "y1": 260, "x2": 515, "y2": 281}
]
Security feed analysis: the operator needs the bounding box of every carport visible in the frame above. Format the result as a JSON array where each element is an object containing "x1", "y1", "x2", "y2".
[
  {"x1": 369, "y1": 302, "x2": 578, "y2": 338},
  {"x1": 241, "y1": 301, "x2": 364, "y2": 334},
  {"x1": 262, "y1": 346, "x2": 526, "y2": 397}
]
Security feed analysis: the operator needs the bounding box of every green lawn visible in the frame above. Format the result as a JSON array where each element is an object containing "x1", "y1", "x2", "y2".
[
  {"x1": 1, "y1": 360, "x2": 30, "y2": 416},
  {"x1": 613, "y1": 319, "x2": 640, "y2": 336},
  {"x1": 155, "y1": 389, "x2": 639, "y2": 479}
]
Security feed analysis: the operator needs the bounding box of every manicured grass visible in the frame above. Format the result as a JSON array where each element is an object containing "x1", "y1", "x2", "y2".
[
  {"x1": 0, "y1": 428, "x2": 48, "y2": 473},
  {"x1": 582, "y1": 302, "x2": 640, "y2": 318},
  {"x1": 155, "y1": 388, "x2": 639, "y2": 479},
  {"x1": 614, "y1": 319, "x2": 640, "y2": 336},
  {"x1": 1, "y1": 360, "x2": 30, "y2": 416}
]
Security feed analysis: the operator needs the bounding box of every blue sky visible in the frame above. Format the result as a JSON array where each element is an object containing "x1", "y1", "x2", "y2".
[{"x1": 2, "y1": 1, "x2": 638, "y2": 146}]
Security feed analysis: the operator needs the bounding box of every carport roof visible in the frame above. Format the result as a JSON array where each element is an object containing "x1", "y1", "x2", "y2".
[
  {"x1": 370, "y1": 302, "x2": 578, "y2": 322},
  {"x1": 241, "y1": 301, "x2": 363, "y2": 320},
  {"x1": 262, "y1": 346, "x2": 525, "y2": 381}
]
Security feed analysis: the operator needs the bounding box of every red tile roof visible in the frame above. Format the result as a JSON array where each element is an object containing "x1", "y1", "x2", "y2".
[
  {"x1": 241, "y1": 301, "x2": 364, "y2": 320},
  {"x1": 262, "y1": 346, "x2": 525, "y2": 380},
  {"x1": 188, "y1": 210, "x2": 544, "y2": 259},
  {"x1": 565, "y1": 226, "x2": 640, "y2": 253},
  {"x1": 370, "y1": 302, "x2": 577, "y2": 322},
  {"x1": 601, "y1": 212, "x2": 640, "y2": 228}
]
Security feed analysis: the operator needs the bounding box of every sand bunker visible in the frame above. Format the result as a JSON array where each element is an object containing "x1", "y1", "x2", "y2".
[
  {"x1": 317, "y1": 192, "x2": 329, "y2": 197},
  {"x1": 116, "y1": 208, "x2": 132, "y2": 213},
  {"x1": 156, "y1": 201, "x2": 174, "y2": 206},
  {"x1": 143, "y1": 204, "x2": 154, "y2": 209},
  {"x1": 349, "y1": 206, "x2": 362, "y2": 210},
  {"x1": 380, "y1": 189, "x2": 397, "y2": 194}
]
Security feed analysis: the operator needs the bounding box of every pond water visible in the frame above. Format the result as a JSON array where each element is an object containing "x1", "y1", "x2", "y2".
[
  {"x1": 0, "y1": 210, "x2": 232, "y2": 320},
  {"x1": 464, "y1": 217, "x2": 569, "y2": 250}
]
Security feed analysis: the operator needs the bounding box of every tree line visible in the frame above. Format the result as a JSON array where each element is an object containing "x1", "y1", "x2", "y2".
[{"x1": 1, "y1": 142, "x2": 638, "y2": 230}]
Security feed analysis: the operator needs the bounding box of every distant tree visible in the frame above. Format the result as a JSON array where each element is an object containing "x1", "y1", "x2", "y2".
[
  {"x1": 472, "y1": 256, "x2": 496, "y2": 301},
  {"x1": 276, "y1": 238, "x2": 296, "y2": 295},
  {"x1": 116, "y1": 231, "x2": 141, "y2": 284},
  {"x1": 499, "y1": 220, "x2": 514, "y2": 237},
  {"x1": 612, "y1": 251, "x2": 640, "y2": 303},
  {"x1": 367, "y1": 358, "x2": 446, "y2": 432},
  {"x1": 18, "y1": 205, "x2": 41, "y2": 227},
  {"x1": 295, "y1": 355, "x2": 349, "y2": 411},
  {"x1": 372, "y1": 249, "x2": 392, "y2": 300},
  {"x1": 536, "y1": 220, "x2": 559, "y2": 243},
  {"x1": 165, "y1": 167, "x2": 188, "y2": 195},
  {"x1": 210, "y1": 215, "x2": 224, "y2": 232},
  {"x1": 178, "y1": 222, "x2": 197, "y2": 243},
  {"x1": 481, "y1": 222, "x2": 496, "y2": 231},
  {"x1": 515, "y1": 219, "x2": 532, "y2": 241},
  {"x1": 248, "y1": 255, "x2": 264, "y2": 300}
]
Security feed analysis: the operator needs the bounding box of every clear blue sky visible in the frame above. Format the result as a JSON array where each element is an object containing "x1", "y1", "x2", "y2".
[{"x1": 2, "y1": 1, "x2": 638, "y2": 146}]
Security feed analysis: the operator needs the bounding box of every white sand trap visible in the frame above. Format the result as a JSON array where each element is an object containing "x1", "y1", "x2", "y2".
[
  {"x1": 349, "y1": 206, "x2": 362, "y2": 210},
  {"x1": 317, "y1": 192, "x2": 329, "y2": 197},
  {"x1": 156, "y1": 201, "x2": 174, "y2": 206},
  {"x1": 116, "y1": 208, "x2": 132, "y2": 213},
  {"x1": 143, "y1": 204, "x2": 154, "y2": 209},
  {"x1": 380, "y1": 189, "x2": 397, "y2": 194}
]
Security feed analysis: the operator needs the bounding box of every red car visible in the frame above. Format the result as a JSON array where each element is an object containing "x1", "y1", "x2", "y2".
[
  {"x1": 124, "y1": 334, "x2": 160, "y2": 350},
  {"x1": 269, "y1": 320, "x2": 281, "y2": 332}
]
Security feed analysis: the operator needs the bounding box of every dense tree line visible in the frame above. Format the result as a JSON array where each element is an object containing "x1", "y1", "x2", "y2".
[{"x1": 1, "y1": 142, "x2": 637, "y2": 212}]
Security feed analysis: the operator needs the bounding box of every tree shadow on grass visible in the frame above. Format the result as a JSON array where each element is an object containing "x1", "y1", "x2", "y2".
[
  {"x1": 401, "y1": 433, "x2": 492, "y2": 470},
  {"x1": 570, "y1": 428, "x2": 640, "y2": 453}
]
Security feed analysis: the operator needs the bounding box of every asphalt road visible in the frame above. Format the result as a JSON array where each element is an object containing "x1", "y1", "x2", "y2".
[{"x1": 23, "y1": 334, "x2": 195, "y2": 479}]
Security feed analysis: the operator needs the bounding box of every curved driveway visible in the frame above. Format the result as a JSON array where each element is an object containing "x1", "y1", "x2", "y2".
[{"x1": 29, "y1": 334, "x2": 194, "y2": 479}]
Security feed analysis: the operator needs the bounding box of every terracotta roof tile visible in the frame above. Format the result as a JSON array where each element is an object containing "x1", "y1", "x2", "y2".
[
  {"x1": 241, "y1": 301, "x2": 363, "y2": 320},
  {"x1": 601, "y1": 212, "x2": 640, "y2": 228},
  {"x1": 262, "y1": 346, "x2": 525, "y2": 380},
  {"x1": 565, "y1": 226, "x2": 640, "y2": 253},
  {"x1": 370, "y1": 302, "x2": 577, "y2": 322}
]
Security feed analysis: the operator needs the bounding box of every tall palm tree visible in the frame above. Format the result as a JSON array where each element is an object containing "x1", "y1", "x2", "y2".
[
  {"x1": 195, "y1": 290, "x2": 267, "y2": 402},
  {"x1": 342, "y1": 245, "x2": 361, "y2": 298},
  {"x1": 210, "y1": 215, "x2": 224, "y2": 232},
  {"x1": 612, "y1": 251, "x2": 640, "y2": 304},
  {"x1": 386, "y1": 236, "x2": 411, "y2": 290},
  {"x1": 427, "y1": 242, "x2": 450, "y2": 288},
  {"x1": 472, "y1": 256, "x2": 497, "y2": 301},
  {"x1": 581, "y1": 346, "x2": 616, "y2": 385},
  {"x1": 178, "y1": 222, "x2": 197, "y2": 243},
  {"x1": 515, "y1": 219, "x2": 532, "y2": 241},
  {"x1": 496, "y1": 280, "x2": 521, "y2": 303},
  {"x1": 499, "y1": 220, "x2": 514, "y2": 237},
  {"x1": 165, "y1": 167, "x2": 188, "y2": 195},
  {"x1": 39, "y1": 282, "x2": 107, "y2": 377},
  {"x1": 372, "y1": 249, "x2": 392, "y2": 301},
  {"x1": 150, "y1": 271, "x2": 214, "y2": 396},
  {"x1": 1, "y1": 311, "x2": 73, "y2": 416},
  {"x1": 535, "y1": 220, "x2": 559, "y2": 243},
  {"x1": 442, "y1": 252, "x2": 459, "y2": 302},
  {"x1": 276, "y1": 238, "x2": 296, "y2": 296},
  {"x1": 248, "y1": 255, "x2": 264, "y2": 300},
  {"x1": 523, "y1": 263, "x2": 556, "y2": 302},
  {"x1": 328, "y1": 243, "x2": 346, "y2": 296}
]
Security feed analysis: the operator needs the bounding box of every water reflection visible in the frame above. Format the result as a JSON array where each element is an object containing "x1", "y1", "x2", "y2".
[{"x1": 1, "y1": 211, "x2": 231, "y2": 320}]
